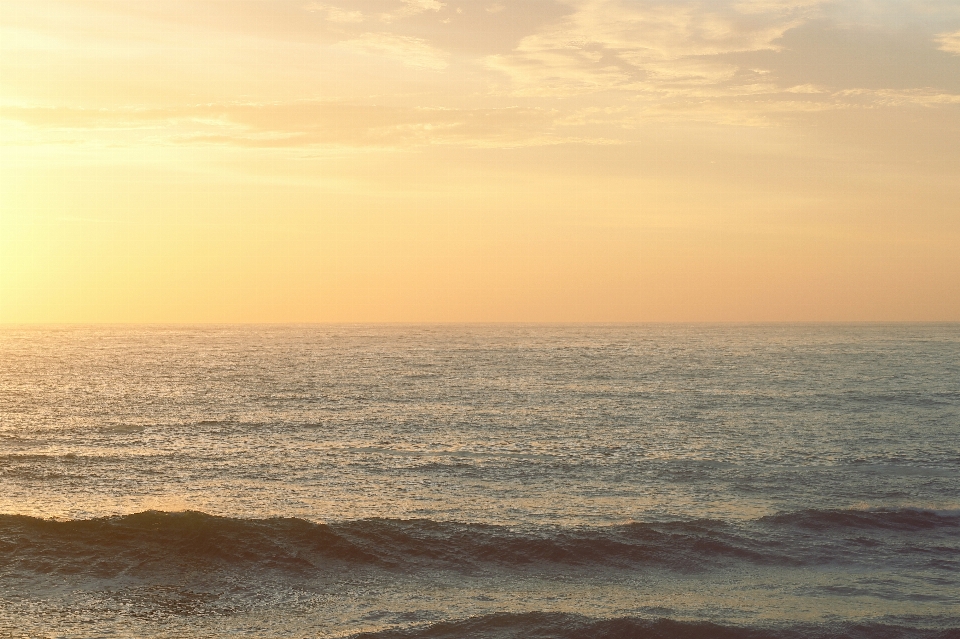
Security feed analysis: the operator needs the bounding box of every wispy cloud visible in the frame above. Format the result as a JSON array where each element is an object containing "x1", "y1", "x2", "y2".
[
  {"x1": 937, "y1": 29, "x2": 960, "y2": 55},
  {"x1": 3, "y1": 0, "x2": 960, "y2": 136},
  {"x1": 304, "y1": 3, "x2": 365, "y2": 23},
  {"x1": 1, "y1": 102, "x2": 604, "y2": 148},
  {"x1": 485, "y1": 0, "x2": 824, "y2": 98},
  {"x1": 335, "y1": 33, "x2": 448, "y2": 69}
]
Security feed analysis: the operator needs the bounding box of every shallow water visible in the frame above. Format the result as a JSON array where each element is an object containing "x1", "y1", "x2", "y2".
[{"x1": 1, "y1": 324, "x2": 958, "y2": 638}]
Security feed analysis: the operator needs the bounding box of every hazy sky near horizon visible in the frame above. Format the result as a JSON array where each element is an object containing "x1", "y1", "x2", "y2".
[{"x1": 2, "y1": 0, "x2": 960, "y2": 322}]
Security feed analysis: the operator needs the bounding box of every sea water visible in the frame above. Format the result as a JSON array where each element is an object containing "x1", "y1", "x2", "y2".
[{"x1": 1, "y1": 324, "x2": 958, "y2": 638}]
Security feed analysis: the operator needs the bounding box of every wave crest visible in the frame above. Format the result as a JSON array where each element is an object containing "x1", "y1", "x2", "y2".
[
  {"x1": 349, "y1": 612, "x2": 960, "y2": 639},
  {"x1": 1, "y1": 507, "x2": 955, "y2": 578},
  {"x1": 762, "y1": 508, "x2": 960, "y2": 532}
]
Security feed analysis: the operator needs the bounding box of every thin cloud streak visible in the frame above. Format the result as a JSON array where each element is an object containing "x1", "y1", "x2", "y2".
[{"x1": 1, "y1": 103, "x2": 609, "y2": 148}]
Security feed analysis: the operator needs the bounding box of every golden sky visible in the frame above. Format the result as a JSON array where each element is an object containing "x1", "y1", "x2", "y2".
[{"x1": 2, "y1": 0, "x2": 959, "y2": 322}]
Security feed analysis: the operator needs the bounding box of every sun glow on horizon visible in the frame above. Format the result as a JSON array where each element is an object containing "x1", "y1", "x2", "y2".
[{"x1": 2, "y1": 0, "x2": 960, "y2": 322}]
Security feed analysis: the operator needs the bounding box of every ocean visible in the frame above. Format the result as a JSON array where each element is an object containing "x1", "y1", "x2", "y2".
[{"x1": 1, "y1": 324, "x2": 958, "y2": 638}]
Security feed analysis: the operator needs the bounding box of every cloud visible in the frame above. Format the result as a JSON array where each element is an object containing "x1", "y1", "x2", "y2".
[
  {"x1": 335, "y1": 33, "x2": 448, "y2": 69},
  {"x1": 833, "y1": 88, "x2": 960, "y2": 107},
  {"x1": 305, "y1": 4, "x2": 365, "y2": 23},
  {"x1": 378, "y1": 0, "x2": 444, "y2": 22},
  {"x1": 480, "y1": 0, "x2": 960, "y2": 127},
  {"x1": 0, "y1": 102, "x2": 592, "y2": 148},
  {"x1": 5, "y1": 0, "x2": 960, "y2": 134},
  {"x1": 938, "y1": 29, "x2": 960, "y2": 55},
  {"x1": 402, "y1": 0, "x2": 444, "y2": 13},
  {"x1": 732, "y1": 0, "x2": 825, "y2": 14},
  {"x1": 358, "y1": 0, "x2": 572, "y2": 55},
  {"x1": 726, "y1": 21, "x2": 960, "y2": 93},
  {"x1": 485, "y1": 0, "x2": 823, "y2": 97}
]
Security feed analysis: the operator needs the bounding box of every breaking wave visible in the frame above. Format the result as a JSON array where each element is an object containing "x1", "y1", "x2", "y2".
[
  {"x1": 1, "y1": 508, "x2": 956, "y2": 578},
  {"x1": 762, "y1": 508, "x2": 960, "y2": 532},
  {"x1": 348, "y1": 612, "x2": 960, "y2": 639}
]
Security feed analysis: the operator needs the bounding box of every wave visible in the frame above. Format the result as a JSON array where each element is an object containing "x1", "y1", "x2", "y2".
[
  {"x1": 0, "y1": 511, "x2": 375, "y2": 577},
  {"x1": 762, "y1": 508, "x2": 960, "y2": 532},
  {"x1": 1, "y1": 508, "x2": 956, "y2": 578},
  {"x1": 348, "y1": 613, "x2": 960, "y2": 639}
]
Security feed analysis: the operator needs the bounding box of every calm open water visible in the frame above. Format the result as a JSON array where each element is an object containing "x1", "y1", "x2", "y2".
[{"x1": 1, "y1": 324, "x2": 958, "y2": 638}]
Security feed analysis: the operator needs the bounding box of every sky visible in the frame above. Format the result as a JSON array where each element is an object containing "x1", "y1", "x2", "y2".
[{"x1": 2, "y1": 0, "x2": 959, "y2": 322}]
